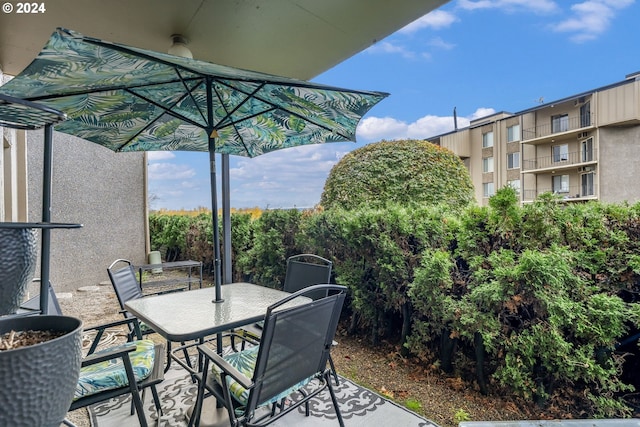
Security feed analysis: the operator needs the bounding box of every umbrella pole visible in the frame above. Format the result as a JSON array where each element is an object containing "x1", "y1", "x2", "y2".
[
  {"x1": 39, "y1": 123, "x2": 53, "y2": 314},
  {"x1": 222, "y1": 154, "x2": 232, "y2": 284},
  {"x1": 209, "y1": 145, "x2": 223, "y2": 303}
]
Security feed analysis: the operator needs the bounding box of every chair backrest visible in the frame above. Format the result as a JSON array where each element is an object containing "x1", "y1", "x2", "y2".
[
  {"x1": 107, "y1": 259, "x2": 143, "y2": 311},
  {"x1": 20, "y1": 279, "x2": 63, "y2": 316},
  {"x1": 247, "y1": 284, "x2": 346, "y2": 410},
  {"x1": 283, "y1": 254, "x2": 332, "y2": 300}
]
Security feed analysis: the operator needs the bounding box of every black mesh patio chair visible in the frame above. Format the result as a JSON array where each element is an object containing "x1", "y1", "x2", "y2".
[
  {"x1": 241, "y1": 254, "x2": 340, "y2": 384},
  {"x1": 69, "y1": 317, "x2": 165, "y2": 427},
  {"x1": 23, "y1": 282, "x2": 164, "y2": 427},
  {"x1": 283, "y1": 254, "x2": 333, "y2": 298},
  {"x1": 190, "y1": 284, "x2": 346, "y2": 427},
  {"x1": 107, "y1": 258, "x2": 191, "y2": 369}
]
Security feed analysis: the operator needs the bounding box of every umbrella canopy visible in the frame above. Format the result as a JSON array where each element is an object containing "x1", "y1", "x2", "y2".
[{"x1": 0, "y1": 28, "x2": 388, "y2": 301}]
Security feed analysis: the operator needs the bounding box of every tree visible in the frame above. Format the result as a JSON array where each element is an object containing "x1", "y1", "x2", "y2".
[{"x1": 320, "y1": 139, "x2": 474, "y2": 210}]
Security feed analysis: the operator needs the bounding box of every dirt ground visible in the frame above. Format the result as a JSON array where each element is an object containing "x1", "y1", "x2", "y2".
[{"x1": 58, "y1": 276, "x2": 540, "y2": 427}]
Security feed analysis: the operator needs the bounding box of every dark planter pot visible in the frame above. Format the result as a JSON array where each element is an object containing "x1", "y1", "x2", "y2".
[
  {"x1": 0, "y1": 227, "x2": 38, "y2": 315},
  {"x1": 0, "y1": 222, "x2": 82, "y2": 316},
  {"x1": 0, "y1": 315, "x2": 83, "y2": 427}
]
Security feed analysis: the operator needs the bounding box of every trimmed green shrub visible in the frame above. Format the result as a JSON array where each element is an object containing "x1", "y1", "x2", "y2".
[
  {"x1": 305, "y1": 205, "x2": 452, "y2": 346},
  {"x1": 320, "y1": 140, "x2": 474, "y2": 210},
  {"x1": 237, "y1": 209, "x2": 303, "y2": 288},
  {"x1": 408, "y1": 191, "x2": 640, "y2": 416}
]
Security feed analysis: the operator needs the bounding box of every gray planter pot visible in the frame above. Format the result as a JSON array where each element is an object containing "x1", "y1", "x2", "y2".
[
  {"x1": 0, "y1": 227, "x2": 38, "y2": 315},
  {"x1": 0, "y1": 315, "x2": 83, "y2": 427}
]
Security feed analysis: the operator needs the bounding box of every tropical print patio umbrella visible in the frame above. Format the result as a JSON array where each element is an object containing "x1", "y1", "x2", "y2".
[{"x1": 0, "y1": 28, "x2": 388, "y2": 300}]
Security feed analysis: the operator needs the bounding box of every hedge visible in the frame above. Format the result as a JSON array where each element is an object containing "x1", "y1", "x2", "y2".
[{"x1": 149, "y1": 190, "x2": 640, "y2": 416}]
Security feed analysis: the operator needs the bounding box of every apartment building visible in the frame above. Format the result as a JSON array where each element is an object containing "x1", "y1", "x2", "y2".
[{"x1": 429, "y1": 72, "x2": 640, "y2": 206}]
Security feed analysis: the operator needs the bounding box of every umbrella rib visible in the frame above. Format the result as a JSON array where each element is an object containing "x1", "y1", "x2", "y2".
[
  {"x1": 176, "y1": 69, "x2": 209, "y2": 127},
  {"x1": 212, "y1": 79, "x2": 353, "y2": 140},
  {"x1": 19, "y1": 77, "x2": 204, "y2": 104},
  {"x1": 210, "y1": 83, "x2": 268, "y2": 156},
  {"x1": 123, "y1": 87, "x2": 204, "y2": 129},
  {"x1": 212, "y1": 82, "x2": 266, "y2": 128},
  {"x1": 112, "y1": 86, "x2": 205, "y2": 151}
]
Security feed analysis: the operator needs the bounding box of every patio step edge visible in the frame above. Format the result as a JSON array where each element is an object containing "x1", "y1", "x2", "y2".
[{"x1": 459, "y1": 419, "x2": 640, "y2": 427}]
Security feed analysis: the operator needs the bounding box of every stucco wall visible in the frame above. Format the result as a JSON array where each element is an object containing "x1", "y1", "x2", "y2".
[
  {"x1": 27, "y1": 129, "x2": 147, "y2": 292},
  {"x1": 599, "y1": 126, "x2": 640, "y2": 204}
]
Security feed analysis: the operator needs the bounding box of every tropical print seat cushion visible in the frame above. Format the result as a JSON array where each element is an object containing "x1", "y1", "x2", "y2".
[
  {"x1": 139, "y1": 321, "x2": 153, "y2": 335},
  {"x1": 212, "y1": 345, "x2": 313, "y2": 408},
  {"x1": 74, "y1": 339, "x2": 155, "y2": 401}
]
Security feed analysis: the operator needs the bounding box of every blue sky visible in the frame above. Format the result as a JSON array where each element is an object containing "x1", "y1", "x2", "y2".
[{"x1": 148, "y1": 0, "x2": 639, "y2": 210}]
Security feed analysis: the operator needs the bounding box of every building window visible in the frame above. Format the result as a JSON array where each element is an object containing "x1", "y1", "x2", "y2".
[
  {"x1": 507, "y1": 152, "x2": 520, "y2": 169},
  {"x1": 580, "y1": 102, "x2": 591, "y2": 127},
  {"x1": 552, "y1": 175, "x2": 569, "y2": 194},
  {"x1": 482, "y1": 157, "x2": 494, "y2": 173},
  {"x1": 581, "y1": 172, "x2": 595, "y2": 196},
  {"x1": 582, "y1": 138, "x2": 593, "y2": 162},
  {"x1": 552, "y1": 144, "x2": 569, "y2": 163},
  {"x1": 483, "y1": 182, "x2": 495, "y2": 198},
  {"x1": 551, "y1": 114, "x2": 569, "y2": 133},
  {"x1": 507, "y1": 124, "x2": 520, "y2": 142},
  {"x1": 482, "y1": 131, "x2": 494, "y2": 148},
  {"x1": 507, "y1": 179, "x2": 521, "y2": 195}
]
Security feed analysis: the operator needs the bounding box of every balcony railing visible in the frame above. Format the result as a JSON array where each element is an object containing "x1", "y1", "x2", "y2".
[
  {"x1": 522, "y1": 114, "x2": 593, "y2": 141},
  {"x1": 522, "y1": 148, "x2": 597, "y2": 171},
  {"x1": 523, "y1": 183, "x2": 598, "y2": 202}
]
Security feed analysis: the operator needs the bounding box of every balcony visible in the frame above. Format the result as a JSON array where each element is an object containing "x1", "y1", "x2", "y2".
[
  {"x1": 522, "y1": 114, "x2": 594, "y2": 143},
  {"x1": 522, "y1": 148, "x2": 598, "y2": 172},
  {"x1": 523, "y1": 183, "x2": 598, "y2": 203}
]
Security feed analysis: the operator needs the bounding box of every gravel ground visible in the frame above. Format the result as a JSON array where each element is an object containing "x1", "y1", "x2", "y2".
[{"x1": 57, "y1": 278, "x2": 539, "y2": 427}]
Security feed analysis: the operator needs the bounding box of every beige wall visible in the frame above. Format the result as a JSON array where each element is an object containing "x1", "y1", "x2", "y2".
[
  {"x1": 26, "y1": 130, "x2": 148, "y2": 292},
  {"x1": 597, "y1": 80, "x2": 640, "y2": 126},
  {"x1": 598, "y1": 126, "x2": 640, "y2": 204}
]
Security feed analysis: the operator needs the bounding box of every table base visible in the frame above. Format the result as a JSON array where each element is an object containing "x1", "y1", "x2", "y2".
[{"x1": 186, "y1": 397, "x2": 230, "y2": 427}]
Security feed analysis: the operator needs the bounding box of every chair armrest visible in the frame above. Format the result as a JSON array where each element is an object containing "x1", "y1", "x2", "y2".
[
  {"x1": 198, "y1": 344, "x2": 253, "y2": 390},
  {"x1": 84, "y1": 317, "x2": 143, "y2": 354},
  {"x1": 83, "y1": 317, "x2": 142, "y2": 333},
  {"x1": 81, "y1": 342, "x2": 136, "y2": 366}
]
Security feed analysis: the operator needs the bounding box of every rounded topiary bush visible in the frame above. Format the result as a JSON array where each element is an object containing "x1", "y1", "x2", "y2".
[{"x1": 320, "y1": 139, "x2": 474, "y2": 210}]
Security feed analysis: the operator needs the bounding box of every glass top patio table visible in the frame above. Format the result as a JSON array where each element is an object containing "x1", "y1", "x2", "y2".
[{"x1": 124, "y1": 282, "x2": 307, "y2": 343}]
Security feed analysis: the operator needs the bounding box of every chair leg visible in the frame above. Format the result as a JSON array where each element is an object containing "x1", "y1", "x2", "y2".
[
  {"x1": 151, "y1": 385, "x2": 163, "y2": 416},
  {"x1": 188, "y1": 361, "x2": 209, "y2": 427},
  {"x1": 328, "y1": 354, "x2": 340, "y2": 385},
  {"x1": 181, "y1": 341, "x2": 193, "y2": 369},
  {"x1": 131, "y1": 386, "x2": 148, "y2": 427},
  {"x1": 325, "y1": 374, "x2": 345, "y2": 427},
  {"x1": 123, "y1": 355, "x2": 148, "y2": 427}
]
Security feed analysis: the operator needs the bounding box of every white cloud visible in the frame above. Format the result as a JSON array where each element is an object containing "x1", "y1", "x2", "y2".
[
  {"x1": 147, "y1": 162, "x2": 196, "y2": 180},
  {"x1": 399, "y1": 10, "x2": 459, "y2": 33},
  {"x1": 366, "y1": 41, "x2": 416, "y2": 59},
  {"x1": 469, "y1": 107, "x2": 497, "y2": 120},
  {"x1": 409, "y1": 115, "x2": 469, "y2": 138},
  {"x1": 356, "y1": 116, "x2": 409, "y2": 141},
  {"x1": 457, "y1": 0, "x2": 559, "y2": 13},
  {"x1": 356, "y1": 107, "x2": 497, "y2": 142},
  {"x1": 428, "y1": 37, "x2": 456, "y2": 50},
  {"x1": 228, "y1": 144, "x2": 346, "y2": 208},
  {"x1": 368, "y1": 10, "x2": 458, "y2": 60},
  {"x1": 551, "y1": 0, "x2": 634, "y2": 42},
  {"x1": 146, "y1": 151, "x2": 175, "y2": 161}
]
